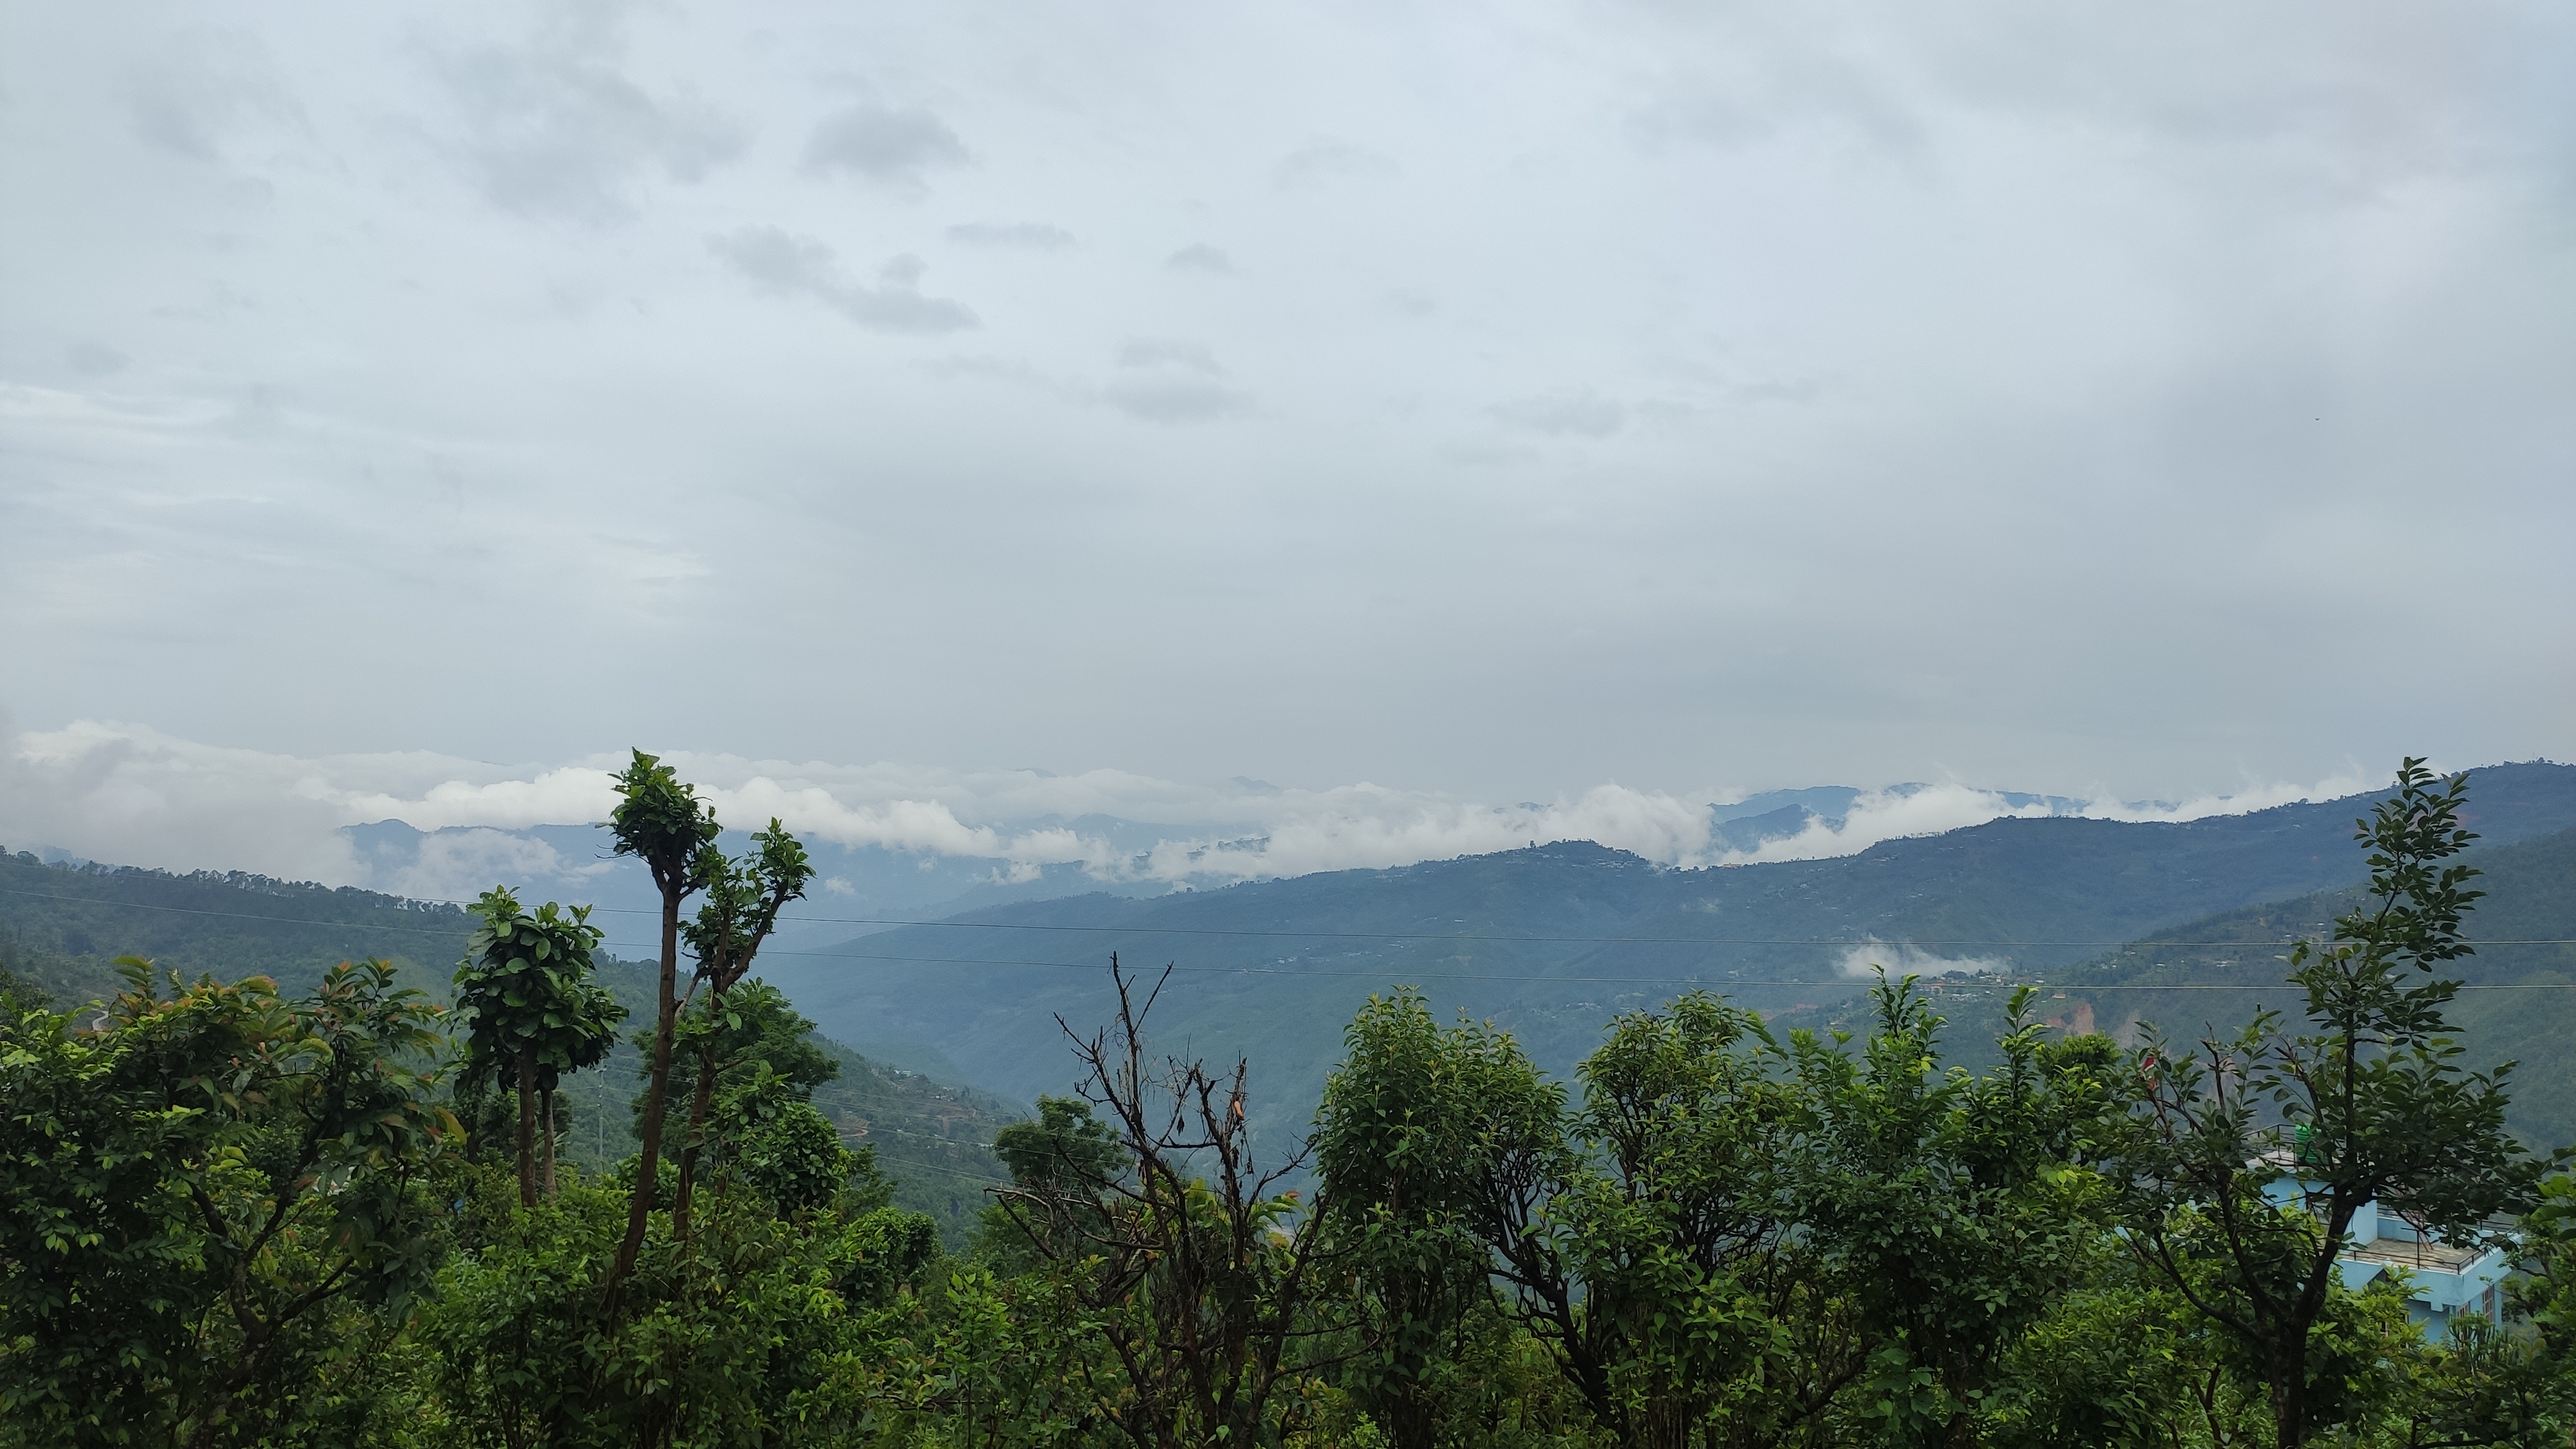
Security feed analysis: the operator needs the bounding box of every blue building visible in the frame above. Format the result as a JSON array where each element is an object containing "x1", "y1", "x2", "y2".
[{"x1": 2260, "y1": 1179, "x2": 2511, "y2": 1338}]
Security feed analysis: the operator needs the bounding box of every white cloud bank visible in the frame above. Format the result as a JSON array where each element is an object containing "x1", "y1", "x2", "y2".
[
  {"x1": 1710, "y1": 773, "x2": 2381, "y2": 867},
  {"x1": 1833, "y1": 939, "x2": 2012, "y2": 981},
  {"x1": 0, "y1": 717, "x2": 2385, "y2": 895}
]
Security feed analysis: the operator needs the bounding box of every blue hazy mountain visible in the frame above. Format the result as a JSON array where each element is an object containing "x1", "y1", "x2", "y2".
[
  {"x1": 336, "y1": 818, "x2": 1183, "y2": 957},
  {"x1": 1707, "y1": 784, "x2": 2096, "y2": 854},
  {"x1": 13, "y1": 762, "x2": 2573, "y2": 1177},
  {"x1": 332, "y1": 784, "x2": 2091, "y2": 954},
  {"x1": 759, "y1": 761, "x2": 2576, "y2": 1155}
]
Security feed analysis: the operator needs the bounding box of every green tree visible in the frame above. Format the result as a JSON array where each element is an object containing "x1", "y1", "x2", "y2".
[
  {"x1": 1458, "y1": 992, "x2": 1882, "y2": 1449},
  {"x1": 2358, "y1": 1171, "x2": 2576, "y2": 1447},
  {"x1": 1786, "y1": 978, "x2": 2123, "y2": 1448},
  {"x1": 1558, "y1": 993, "x2": 1812, "y2": 1449},
  {"x1": 643, "y1": 980, "x2": 851, "y2": 1215},
  {"x1": 1313, "y1": 989, "x2": 1501, "y2": 1449},
  {"x1": 0, "y1": 958, "x2": 453, "y2": 1447},
  {"x1": 994, "y1": 1092, "x2": 1126, "y2": 1195},
  {"x1": 980, "y1": 1092, "x2": 1125, "y2": 1270},
  {"x1": 453, "y1": 887, "x2": 626, "y2": 1207},
  {"x1": 720, "y1": 1067, "x2": 859, "y2": 1215},
  {"x1": 601, "y1": 749, "x2": 720, "y2": 1301},
  {"x1": 670, "y1": 821, "x2": 813, "y2": 1238},
  {"x1": 2116, "y1": 761, "x2": 2551, "y2": 1446},
  {"x1": 420, "y1": 1171, "x2": 911, "y2": 1449},
  {"x1": 1985, "y1": 1248, "x2": 2265, "y2": 1449}
]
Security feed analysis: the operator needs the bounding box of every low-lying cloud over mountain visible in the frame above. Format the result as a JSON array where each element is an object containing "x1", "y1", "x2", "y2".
[{"x1": 2, "y1": 717, "x2": 2381, "y2": 909}]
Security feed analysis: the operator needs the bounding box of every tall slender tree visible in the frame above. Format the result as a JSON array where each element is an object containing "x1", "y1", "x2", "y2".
[
  {"x1": 453, "y1": 889, "x2": 624, "y2": 1208},
  {"x1": 670, "y1": 819, "x2": 812, "y2": 1238},
  {"x1": 2116, "y1": 761, "x2": 2548, "y2": 1446},
  {"x1": 535, "y1": 993, "x2": 622, "y2": 1199},
  {"x1": 600, "y1": 750, "x2": 720, "y2": 1301}
]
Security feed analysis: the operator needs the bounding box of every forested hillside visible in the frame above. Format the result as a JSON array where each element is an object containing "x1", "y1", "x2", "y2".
[
  {"x1": 1906, "y1": 821, "x2": 2576, "y2": 1151},
  {"x1": 0, "y1": 849, "x2": 1016, "y2": 1237},
  {"x1": 765, "y1": 761, "x2": 2576, "y2": 1150},
  {"x1": 5, "y1": 761, "x2": 2572, "y2": 1447},
  {"x1": 0, "y1": 850, "x2": 476, "y2": 1005}
]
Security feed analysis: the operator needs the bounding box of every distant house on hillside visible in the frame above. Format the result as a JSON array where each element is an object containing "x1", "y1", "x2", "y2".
[{"x1": 2260, "y1": 1175, "x2": 2511, "y2": 1338}]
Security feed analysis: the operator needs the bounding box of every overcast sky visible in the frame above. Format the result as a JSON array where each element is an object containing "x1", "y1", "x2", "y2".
[{"x1": 3, "y1": 0, "x2": 2572, "y2": 876}]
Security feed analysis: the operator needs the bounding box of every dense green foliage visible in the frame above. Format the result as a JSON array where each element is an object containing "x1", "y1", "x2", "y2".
[
  {"x1": 6, "y1": 765, "x2": 2576, "y2": 1446},
  {"x1": 0, "y1": 853, "x2": 1020, "y2": 1233},
  {"x1": 0, "y1": 958, "x2": 454, "y2": 1446},
  {"x1": 2112, "y1": 763, "x2": 2550, "y2": 1445},
  {"x1": 0, "y1": 850, "x2": 475, "y2": 1007},
  {"x1": 454, "y1": 889, "x2": 627, "y2": 1207},
  {"x1": 1966, "y1": 819, "x2": 2576, "y2": 1153}
]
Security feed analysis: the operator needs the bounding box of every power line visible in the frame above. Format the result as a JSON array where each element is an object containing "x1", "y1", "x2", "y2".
[
  {"x1": 599, "y1": 943, "x2": 1898, "y2": 986},
  {"x1": 13, "y1": 884, "x2": 2576, "y2": 952},
  {"x1": 474, "y1": 900, "x2": 2576, "y2": 948},
  {"x1": 0, "y1": 886, "x2": 477, "y2": 936},
  {"x1": 584, "y1": 942, "x2": 2576, "y2": 992},
  {"x1": 780, "y1": 918, "x2": 2576, "y2": 949},
  {"x1": 12, "y1": 884, "x2": 2575, "y2": 990}
]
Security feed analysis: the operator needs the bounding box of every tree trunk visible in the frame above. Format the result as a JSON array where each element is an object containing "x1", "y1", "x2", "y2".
[
  {"x1": 515, "y1": 1044, "x2": 538, "y2": 1209},
  {"x1": 673, "y1": 1036, "x2": 718, "y2": 1240},
  {"x1": 541, "y1": 1082, "x2": 558, "y2": 1200},
  {"x1": 2271, "y1": 1349, "x2": 2308, "y2": 1447},
  {"x1": 1636, "y1": 1400, "x2": 1694, "y2": 1449},
  {"x1": 1380, "y1": 1392, "x2": 1435, "y2": 1449},
  {"x1": 607, "y1": 881, "x2": 682, "y2": 1300}
]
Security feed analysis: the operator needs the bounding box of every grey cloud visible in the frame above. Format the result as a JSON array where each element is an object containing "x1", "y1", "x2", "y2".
[
  {"x1": 430, "y1": 24, "x2": 745, "y2": 223},
  {"x1": 918, "y1": 354, "x2": 1110, "y2": 414},
  {"x1": 1383, "y1": 288, "x2": 1435, "y2": 318},
  {"x1": 1624, "y1": 94, "x2": 1776, "y2": 154},
  {"x1": 1626, "y1": 82, "x2": 1922, "y2": 157},
  {"x1": 1115, "y1": 338, "x2": 1224, "y2": 375},
  {"x1": 66, "y1": 343, "x2": 130, "y2": 376},
  {"x1": 128, "y1": 31, "x2": 307, "y2": 166},
  {"x1": 947, "y1": 221, "x2": 1075, "y2": 249},
  {"x1": 133, "y1": 93, "x2": 224, "y2": 163},
  {"x1": 1164, "y1": 243, "x2": 1235, "y2": 274},
  {"x1": 1441, "y1": 439, "x2": 1539, "y2": 468},
  {"x1": 1271, "y1": 140, "x2": 1399, "y2": 190},
  {"x1": 919, "y1": 353, "x2": 1058, "y2": 388},
  {"x1": 1103, "y1": 378, "x2": 1255, "y2": 424},
  {"x1": 1103, "y1": 339, "x2": 1249, "y2": 421},
  {"x1": 1618, "y1": 24, "x2": 1925, "y2": 159},
  {"x1": 710, "y1": 227, "x2": 978, "y2": 333},
  {"x1": 805, "y1": 104, "x2": 969, "y2": 193},
  {"x1": 10, "y1": 1, "x2": 2575, "y2": 817},
  {"x1": 1730, "y1": 377, "x2": 1822, "y2": 404},
  {"x1": 1491, "y1": 388, "x2": 1626, "y2": 438}
]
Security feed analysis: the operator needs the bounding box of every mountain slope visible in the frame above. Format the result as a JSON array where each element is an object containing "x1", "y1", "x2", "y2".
[
  {"x1": 0, "y1": 851, "x2": 1016, "y2": 1237},
  {"x1": 0, "y1": 850, "x2": 477, "y2": 1004},
  {"x1": 1924, "y1": 822, "x2": 2576, "y2": 1151},
  {"x1": 766, "y1": 762, "x2": 2576, "y2": 1152}
]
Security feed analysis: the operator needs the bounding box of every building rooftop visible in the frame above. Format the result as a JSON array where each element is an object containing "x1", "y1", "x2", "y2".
[{"x1": 2345, "y1": 1235, "x2": 2491, "y2": 1274}]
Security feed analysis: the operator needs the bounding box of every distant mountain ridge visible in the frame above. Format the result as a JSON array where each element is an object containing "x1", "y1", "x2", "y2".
[
  {"x1": 762, "y1": 761, "x2": 2576, "y2": 1153},
  {"x1": 316, "y1": 777, "x2": 2353, "y2": 959},
  {"x1": 1705, "y1": 783, "x2": 2094, "y2": 853},
  {"x1": 14, "y1": 762, "x2": 2571, "y2": 1190}
]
